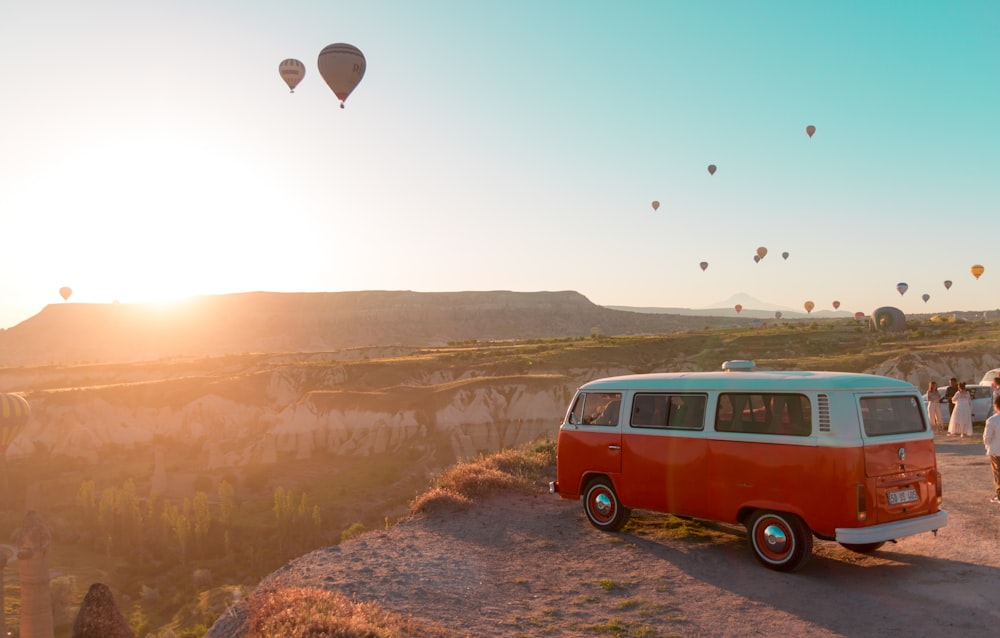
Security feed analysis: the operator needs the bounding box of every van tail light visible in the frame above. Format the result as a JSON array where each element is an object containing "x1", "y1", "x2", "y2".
[
  {"x1": 855, "y1": 484, "x2": 868, "y2": 522},
  {"x1": 935, "y1": 472, "x2": 943, "y2": 505}
]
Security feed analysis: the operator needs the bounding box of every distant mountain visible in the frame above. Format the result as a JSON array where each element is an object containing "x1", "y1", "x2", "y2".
[
  {"x1": 0, "y1": 290, "x2": 755, "y2": 367},
  {"x1": 610, "y1": 292, "x2": 854, "y2": 320}
]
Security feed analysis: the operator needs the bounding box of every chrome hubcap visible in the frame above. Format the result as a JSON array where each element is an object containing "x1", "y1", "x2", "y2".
[{"x1": 763, "y1": 523, "x2": 788, "y2": 553}]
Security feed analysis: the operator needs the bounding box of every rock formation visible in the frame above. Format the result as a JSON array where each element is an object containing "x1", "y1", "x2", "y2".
[{"x1": 71, "y1": 583, "x2": 134, "y2": 638}]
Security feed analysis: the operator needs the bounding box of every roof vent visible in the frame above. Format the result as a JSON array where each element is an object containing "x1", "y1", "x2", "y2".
[{"x1": 721, "y1": 360, "x2": 756, "y2": 372}]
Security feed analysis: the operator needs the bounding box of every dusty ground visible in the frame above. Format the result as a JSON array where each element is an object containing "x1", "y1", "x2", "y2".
[{"x1": 212, "y1": 434, "x2": 1000, "y2": 637}]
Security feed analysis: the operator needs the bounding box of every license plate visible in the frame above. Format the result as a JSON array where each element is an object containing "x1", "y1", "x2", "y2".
[{"x1": 887, "y1": 487, "x2": 918, "y2": 505}]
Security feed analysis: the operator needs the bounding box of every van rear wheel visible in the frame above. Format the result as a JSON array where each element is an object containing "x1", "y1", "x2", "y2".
[
  {"x1": 583, "y1": 478, "x2": 631, "y2": 532},
  {"x1": 747, "y1": 510, "x2": 813, "y2": 572},
  {"x1": 839, "y1": 541, "x2": 886, "y2": 554}
]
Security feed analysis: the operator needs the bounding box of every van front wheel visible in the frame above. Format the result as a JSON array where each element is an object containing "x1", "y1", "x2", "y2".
[
  {"x1": 747, "y1": 510, "x2": 813, "y2": 572},
  {"x1": 583, "y1": 478, "x2": 631, "y2": 532}
]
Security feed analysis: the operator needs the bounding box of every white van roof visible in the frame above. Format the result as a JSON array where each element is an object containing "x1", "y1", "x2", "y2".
[{"x1": 579, "y1": 369, "x2": 916, "y2": 393}]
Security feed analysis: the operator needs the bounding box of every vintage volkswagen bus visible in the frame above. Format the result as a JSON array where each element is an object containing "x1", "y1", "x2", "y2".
[{"x1": 550, "y1": 361, "x2": 947, "y2": 571}]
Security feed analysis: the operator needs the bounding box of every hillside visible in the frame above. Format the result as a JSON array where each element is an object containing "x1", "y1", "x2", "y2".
[
  {"x1": 0, "y1": 290, "x2": 750, "y2": 366},
  {"x1": 1, "y1": 312, "x2": 1000, "y2": 635}
]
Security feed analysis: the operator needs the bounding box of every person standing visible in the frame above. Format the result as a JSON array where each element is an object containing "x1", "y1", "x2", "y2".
[
  {"x1": 983, "y1": 396, "x2": 1000, "y2": 504},
  {"x1": 948, "y1": 381, "x2": 974, "y2": 437},
  {"x1": 990, "y1": 377, "x2": 1000, "y2": 419},
  {"x1": 926, "y1": 381, "x2": 943, "y2": 432},
  {"x1": 944, "y1": 377, "x2": 960, "y2": 416}
]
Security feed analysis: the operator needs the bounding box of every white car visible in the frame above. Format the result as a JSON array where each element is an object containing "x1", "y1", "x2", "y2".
[{"x1": 927, "y1": 384, "x2": 994, "y2": 425}]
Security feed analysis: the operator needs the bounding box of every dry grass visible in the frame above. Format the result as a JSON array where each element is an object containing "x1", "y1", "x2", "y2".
[
  {"x1": 246, "y1": 586, "x2": 456, "y2": 637},
  {"x1": 409, "y1": 439, "x2": 556, "y2": 514}
]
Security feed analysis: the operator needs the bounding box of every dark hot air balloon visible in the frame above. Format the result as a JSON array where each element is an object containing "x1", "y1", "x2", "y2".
[
  {"x1": 944, "y1": 280, "x2": 953, "y2": 290},
  {"x1": 734, "y1": 304, "x2": 743, "y2": 314},
  {"x1": 896, "y1": 283, "x2": 908, "y2": 296},
  {"x1": 781, "y1": 251, "x2": 789, "y2": 260},
  {"x1": 832, "y1": 301, "x2": 841, "y2": 310},
  {"x1": 651, "y1": 200, "x2": 660, "y2": 211},
  {"x1": 805, "y1": 125, "x2": 816, "y2": 138},
  {"x1": 922, "y1": 293, "x2": 930, "y2": 302},
  {"x1": 699, "y1": 261, "x2": 708, "y2": 271},
  {"x1": 707, "y1": 164, "x2": 717, "y2": 175},
  {"x1": 317, "y1": 43, "x2": 366, "y2": 108}
]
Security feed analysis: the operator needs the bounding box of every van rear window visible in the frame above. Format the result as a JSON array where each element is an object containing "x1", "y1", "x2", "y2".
[
  {"x1": 715, "y1": 393, "x2": 811, "y2": 436},
  {"x1": 630, "y1": 393, "x2": 706, "y2": 430},
  {"x1": 859, "y1": 396, "x2": 926, "y2": 436}
]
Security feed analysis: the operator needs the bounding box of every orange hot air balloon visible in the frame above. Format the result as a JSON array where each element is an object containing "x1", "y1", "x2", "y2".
[
  {"x1": 699, "y1": 261, "x2": 708, "y2": 271},
  {"x1": 59, "y1": 287, "x2": 72, "y2": 301},
  {"x1": 317, "y1": 43, "x2": 366, "y2": 108},
  {"x1": 707, "y1": 164, "x2": 717, "y2": 175},
  {"x1": 832, "y1": 301, "x2": 840, "y2": 310},
  {"x1": 804, "y1": 301, "x2": 815, "y2": 313},
  {"x1": 756, "y1": 247, "x2": 767, "y2": 260},
  {"x1": 734, "y1": 304, "x2": 743, "y2": 314},
  {"x1": 0, "y1": 393, "x2": 30, "y2": 455},
  {"x1": 854, "y1": 311, "x2": 865, "y2": 320},
  {"x1": 971, "y1": 264, "x2": 985, "y2": 279},
  {"x1": 805, "y1": 125, "x2": 816, "y2": 138},
  {"x1": 944, "y1": 280, "x2": 953, "y2": 290},
  {"x1": 651, "y1": 200, "x2": 660, "y2": 211}
]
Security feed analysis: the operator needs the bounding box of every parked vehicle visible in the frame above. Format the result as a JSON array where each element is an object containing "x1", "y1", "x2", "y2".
[
  {"x1": 927, "y1": 384, "x2": 994, "y2": 424},
  {"x1": 550, "y1": 361, "x2": 947, "y2": 572}
]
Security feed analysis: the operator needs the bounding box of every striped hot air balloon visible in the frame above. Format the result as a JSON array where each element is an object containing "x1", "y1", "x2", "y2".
[
  {"x1": 0, "y1": 393, "x2": 30, "y2": 455},
  {"x1": 278, "y1": 58, "x2": 306, "y2": 92}
]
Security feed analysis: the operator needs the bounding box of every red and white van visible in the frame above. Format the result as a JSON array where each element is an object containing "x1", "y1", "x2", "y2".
[{"x1": 550, "y1": 360, "x2": 947, "y2": 571}]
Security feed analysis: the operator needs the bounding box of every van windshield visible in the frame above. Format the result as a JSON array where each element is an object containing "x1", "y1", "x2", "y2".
[{"x1": 859, "y1": 395, "x2": 926, "y2": 436}]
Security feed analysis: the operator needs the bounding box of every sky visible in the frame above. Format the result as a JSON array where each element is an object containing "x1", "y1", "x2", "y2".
[{"x1": 1, "y1": 1, "x2": 998, "y2": 329}]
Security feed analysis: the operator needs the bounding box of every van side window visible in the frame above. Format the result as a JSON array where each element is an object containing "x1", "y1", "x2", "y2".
[
  {"x1": 716, "y1": 393, "x2": 812, "y2": 436},
  {"x1": 575, "y1": 392, "x2": 622, "y2": 427},
  {"x1": 859, "y1": 396, "x2": 925, "y2": 436},
  {"x1": 630, "y1": 394, "x2": 706, "y2": 430}
]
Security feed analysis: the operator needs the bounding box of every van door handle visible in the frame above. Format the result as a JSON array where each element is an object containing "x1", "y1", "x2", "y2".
[{"x1": 608, "y1": 445, "x2": 621, "y2": 450}]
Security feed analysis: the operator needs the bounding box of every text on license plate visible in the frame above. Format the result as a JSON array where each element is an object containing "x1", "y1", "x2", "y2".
[{"x1": 887, "y1": 487, "x2": 918, "y2": 505}]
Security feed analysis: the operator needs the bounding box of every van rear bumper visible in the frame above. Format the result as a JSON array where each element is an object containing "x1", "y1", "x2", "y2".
[{"x1": 835, "y1": 510, "x2": 948, "y2": 544}]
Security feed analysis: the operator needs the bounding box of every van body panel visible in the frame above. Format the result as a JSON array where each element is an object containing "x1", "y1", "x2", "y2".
[{"x1": 555, "y1": 367, "x2": 946, "y2": 568}]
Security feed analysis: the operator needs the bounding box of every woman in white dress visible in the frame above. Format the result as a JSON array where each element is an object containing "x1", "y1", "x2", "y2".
[
  {"x1": 948, "y1": 382, "x2": 974, "y2": 437},
  {"x1": 926, "y1": 381, "x2": 943, "y2": 432}
]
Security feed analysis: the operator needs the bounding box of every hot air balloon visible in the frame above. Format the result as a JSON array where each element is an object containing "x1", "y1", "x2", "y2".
[
  {"x1": 753, "y1": 255, "x2": 761, "y2": 263},
  {"x1": 896, "y1": 283, "x2": 908, "y2": 296},
  {"x1": 781, "y1": 252, "x2": 789, "y2": 260},
  {"x1": 707, "y1": 164, "x2": 717, "y2": 175},
  {"x1": 756, "y1": 247, "x2": 767, "y2": 260},
  {"x1": 59, "y1": 287, "x2": 72, "y2": 301},
  {"x1": 0, "y1": 393, "x2": 30, "y2": 455},
  {"x1": 832, "y1": 301, "x2": 841, "y2": 310},
  {"x1": 651, "y1": 200, "x2": 660, "y2": 211},
  {"x1": 944, "y1": 280, "x2": 953, "y2": 290},
  {"x1": 317, "y1": 43, "x2": 366, "y2": 108},
  {"x1": 774, "y1": 311, "x2": 782, "y2": 320},
  {"x1": 278, "y1": 58, "x2": 305, "y2": 92},
  {"x1": 971, "y1": 264, "x2": 985, "y2": 280},
  {"x1": 734, "y1": 304, "x2": 743, "y2": 314},
  {"x1": 699, "y1": 261, "x2": 708, "y2": 271},
  {"x1": 805, "y1": 125, "x2": 816, "y2": 138},
  {"x1": 854, "y1": 311, "x2": 865, "y2": 320},
  {"x1": 922, "y1": 293, "x2": 930, "y2": 302},
  {"x1": 804, "y1": 301, "x2": 815, "y2": 313}
]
